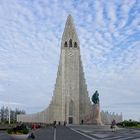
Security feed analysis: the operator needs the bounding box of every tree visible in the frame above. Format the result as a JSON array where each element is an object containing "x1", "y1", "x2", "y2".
[{"x1": 0, "y1": 106, "x2": 26, "y2": 123}]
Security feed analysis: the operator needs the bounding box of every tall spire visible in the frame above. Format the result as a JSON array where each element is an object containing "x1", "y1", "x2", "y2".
[{"x1": 61, "y1": 15, "x2": 79, "y2": 47}]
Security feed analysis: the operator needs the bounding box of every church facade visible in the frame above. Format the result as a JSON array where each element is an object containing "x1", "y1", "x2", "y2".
[
  {"x1": 17, "y1": 15, "x2": 91, "y2": 124},
  {"x1": 17, "y1": 15, "x2": 92, "y2": 124},
  {"x1": 17, "y1": 15, "x2": 122, "y2": 124}
]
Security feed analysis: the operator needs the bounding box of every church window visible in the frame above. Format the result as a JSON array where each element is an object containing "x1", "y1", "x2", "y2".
[
  {"x1": 74, "y1": 42, "x2": 77, "y2": 48},
  {"x1": 69, "y1": 39, "x2": 72, "y2": 47},
  {"x1": 64, "y1": 41, "x2": 67, "y2": 47}
]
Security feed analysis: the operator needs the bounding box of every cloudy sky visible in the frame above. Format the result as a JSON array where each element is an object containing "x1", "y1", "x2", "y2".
[{"x1": 0, "y1": 0, "x2": 140, "y2": 121}]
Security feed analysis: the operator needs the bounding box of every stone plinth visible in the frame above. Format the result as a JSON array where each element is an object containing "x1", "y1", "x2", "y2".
[
  {"x1": 92, "y1": 104, "x2": 102, "y2": 125},
  {"x1": 83, "y1": 104, "x2": 102, "y2": 125}
]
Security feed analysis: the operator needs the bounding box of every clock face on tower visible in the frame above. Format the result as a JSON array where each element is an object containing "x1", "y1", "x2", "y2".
[{"x1": 68, "y1": 50, "x2": 73, "y2": 57}]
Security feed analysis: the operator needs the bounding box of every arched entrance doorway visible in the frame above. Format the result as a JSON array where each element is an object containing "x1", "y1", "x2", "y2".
[{"x1": 69, "y1": 100, "x2": 75, "y2": 124}]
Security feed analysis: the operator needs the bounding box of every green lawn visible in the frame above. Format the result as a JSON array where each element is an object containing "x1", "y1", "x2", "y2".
[{"x1": 128, "y1": 124, "x2": 140, "y2": 128}]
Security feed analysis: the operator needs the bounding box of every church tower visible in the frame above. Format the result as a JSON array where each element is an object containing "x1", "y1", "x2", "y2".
[
  {"x1": 17, "y1": 15, "x2": 92, "y2": 124},
  {"x1": 17, "y1": 15, "x2": 122, "y2": 124},
  {"x1": 48, "y1": 15, "x2": 91, "y2": 124}
]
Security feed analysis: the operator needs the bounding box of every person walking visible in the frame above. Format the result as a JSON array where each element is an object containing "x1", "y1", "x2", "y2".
[{"x1": 111, "y1": 119, "x2": 116, "y2": 132}]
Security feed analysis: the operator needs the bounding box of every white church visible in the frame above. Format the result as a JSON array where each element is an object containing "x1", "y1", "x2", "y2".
[{"x1": 17, "y1": 15, "x2": 122, "y2": 125}]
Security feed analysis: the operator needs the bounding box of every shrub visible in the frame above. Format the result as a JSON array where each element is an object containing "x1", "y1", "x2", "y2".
[
  {"x1": 117, "y1": 120, "x2": 139, "y2": 127},
  {"x1": 7, "y1": 129, "x2": 13, "y2": 134},
  {"x1": 20, "y1": 129, "x2": 29, "y2": 134},
  {"x1": 7, "y1": 124, "x2": 29, "y2": 134}
]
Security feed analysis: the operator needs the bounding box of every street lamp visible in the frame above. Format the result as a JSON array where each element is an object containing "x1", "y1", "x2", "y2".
[{"x1": 7, "y1": 83, "x2": 11, "y2": 125}]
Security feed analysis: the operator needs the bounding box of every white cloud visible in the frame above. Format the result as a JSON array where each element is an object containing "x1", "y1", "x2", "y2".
[
  {"x1": 94, "y1": 0, "x2": 105, "y2": 27},
  {"x1": 0, "y1": 100, "x2": 25, "y2": 107}
]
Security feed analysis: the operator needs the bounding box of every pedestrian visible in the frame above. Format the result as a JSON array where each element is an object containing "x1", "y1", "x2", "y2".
[
  {"x1": 64, "y1": 121, "x2": 67, "y2": 126},
  {"x1": 111, "y1": 119, "x2": 116, "y2": 132},
  {"x1": 28, "y1": 132, "x2": 35, "y2": 139},
  {"x1": 81, "y1": 120, "x2": 84, "y2": 124},
  {"x1": 53, "y1": 120, "x2": 56, "y2": 128}
]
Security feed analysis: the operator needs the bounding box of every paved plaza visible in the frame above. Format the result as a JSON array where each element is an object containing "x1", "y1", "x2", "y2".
[
  {"x1": 0, "y1": 131, "x2": 11, "y2": 140},
  {"x1": 0, "y1": 125, "x2": 140, "y2": 140},
  {"x1": 69, "y1": 125, "x2": 140, "y2": 140}
]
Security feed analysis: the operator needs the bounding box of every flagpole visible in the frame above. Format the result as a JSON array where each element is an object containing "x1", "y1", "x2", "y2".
[
  {"x1": 8, "y1": 106, "x2": 10, "y2": 124},
  {"x1": 8, "y1": 83, "x2": 10, "y2": 125}
]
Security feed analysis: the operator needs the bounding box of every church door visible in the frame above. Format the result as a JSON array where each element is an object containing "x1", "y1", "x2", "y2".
[
  {"x1": 69, "y1": 100, "x2": 75, "y2": 124},
  {"x1": 69, "y1": 117, "x2": 73, "y2": 124}
]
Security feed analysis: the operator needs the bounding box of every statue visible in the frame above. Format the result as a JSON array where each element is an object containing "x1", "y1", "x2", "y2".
[
  {"x1": 91, "y1": 90, "x2": 102, "y2": 125},
  {"x1": 92, "y1": 90, "x2": 99, "y2": 104}
]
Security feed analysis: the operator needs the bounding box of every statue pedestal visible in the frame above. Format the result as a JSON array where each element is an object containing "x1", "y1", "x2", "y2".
[{"x1": 92, "y1": 104, "x2": 102, "y2": 125}]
